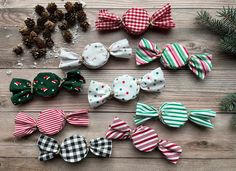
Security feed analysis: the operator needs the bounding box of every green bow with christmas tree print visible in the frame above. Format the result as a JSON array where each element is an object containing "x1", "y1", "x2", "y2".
[
  {"x1": 134, "y1": 102, "x2": 216, "y2": 128},
  {"x1": 9, "y1": 70, "x2": 85, "y2": 105}
]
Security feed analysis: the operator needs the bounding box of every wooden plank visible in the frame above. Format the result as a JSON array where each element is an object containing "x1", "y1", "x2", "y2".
[
  {"x1": 0, "y1": 111, "x2": 235, "y2": 158},
  {"x1": 0, "y1": 158, "x2": 236, "y2": 171},
  {"x1": 1, "y1": 0, "x2": 236, "y2": 9}
]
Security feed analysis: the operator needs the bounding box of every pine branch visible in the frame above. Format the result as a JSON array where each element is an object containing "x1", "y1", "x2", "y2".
[
  {"x1": 218, "y1": 6, "x2": 236, "y2": 26},
  {"x1": 220, "y1": 33, "x2": 236, "y2": 55},
  {"x1": 220, "y1": 93, "x2": 236, "y2": 111}
]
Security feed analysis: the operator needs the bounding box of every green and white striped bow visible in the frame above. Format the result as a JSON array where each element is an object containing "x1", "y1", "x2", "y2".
[{"x1": 134, "y1": 102, "x2": 216, "y2": 128}]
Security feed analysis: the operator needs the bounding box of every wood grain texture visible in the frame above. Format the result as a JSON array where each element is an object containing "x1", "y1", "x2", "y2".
[{"x1": 0, "y1": 0, "x2": 236, "y2": 170}]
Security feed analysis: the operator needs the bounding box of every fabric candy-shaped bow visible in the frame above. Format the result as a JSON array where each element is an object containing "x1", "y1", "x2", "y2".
[
  {"x1": 106, "y1": 117, "x2": 182, "y2": 164},
  {"x1": 88, "y1": 67, "x2": 165, "y2": 108},
  {"x1": 96, "y1": 3, "x2": 175, "y2": 35},
  {"x1": 13, "y1": 109, "x2": 89, "y2": 138},
  {"x1": 59, "y1": 39, "x2": 132, "y2": 71},
  {"x1": 136, "y1": 38, "x2": 213, "y2": 79},
  {"x1": 134, "y1": 102, "x2": 216, "y2": 128},
  {"x1": 37, "y1": 134, "x2": 112, "y2": 163},
  {"x1": 9, "y1": 70, "x2": 85, "y2": 105}
]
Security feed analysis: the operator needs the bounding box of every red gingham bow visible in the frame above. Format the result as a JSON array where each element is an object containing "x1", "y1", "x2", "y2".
[
  {"x1": 96, "y1": 3, "x2": 175, "y2": 35},
  {"x1": 106, "y1": 117, "x2": 182, "y2": 164},
  {"x1": 14, "y1": 109, "x2": 89, "y2": 138}
]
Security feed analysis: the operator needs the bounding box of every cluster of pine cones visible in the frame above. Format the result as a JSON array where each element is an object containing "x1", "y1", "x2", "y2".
[{"x1": 13, "y1": 2, "x2": 90, "y2": 59}]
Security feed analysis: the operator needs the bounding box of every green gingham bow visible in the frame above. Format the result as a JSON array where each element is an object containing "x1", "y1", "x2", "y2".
[
  {"x1": 134, "y1": 102, "x2": 216, "y2": 128},
  {"x1": 9, "y1": 70, "x2": 85, "y2": 105},
  {"x1": 136, "y1": 38, "x2": 213, "y2": 80}
]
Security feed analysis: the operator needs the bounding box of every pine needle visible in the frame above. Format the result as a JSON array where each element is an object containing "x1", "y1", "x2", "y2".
[{"x1": 220, "y1": 93, "x2": 236, "y2": 111}]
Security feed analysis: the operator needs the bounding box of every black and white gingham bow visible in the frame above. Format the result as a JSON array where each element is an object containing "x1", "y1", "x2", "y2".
[{"x1": 37, "y1": 134, "x2": 112, "y2": 163}]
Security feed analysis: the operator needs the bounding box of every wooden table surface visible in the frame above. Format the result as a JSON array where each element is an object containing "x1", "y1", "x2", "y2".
[{"x1": 0, "y1": 0, "x2": 236, "y2": 170}]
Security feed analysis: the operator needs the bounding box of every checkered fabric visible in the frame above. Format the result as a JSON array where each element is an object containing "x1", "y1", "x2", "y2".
[
  {"x1": 37, "y1": 134, "x2": 112, "y2": 163},
  {"x1": 96, "y1": 3, "x2": 175, "y2": 35}
]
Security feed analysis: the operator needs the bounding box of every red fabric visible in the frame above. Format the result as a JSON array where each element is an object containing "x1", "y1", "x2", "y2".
[
  {"x1": 96, "y1": 3, "x2": 175, "y2": 35},
  {"x1": 13, "y1": 109, "x2": 89, "y2": 138}
]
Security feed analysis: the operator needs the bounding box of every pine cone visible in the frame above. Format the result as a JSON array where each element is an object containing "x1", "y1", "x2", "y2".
[
  {"x1": 36, "y1": 17, "x2": 47, "y2": 30},
  {"x1": 35, "y1": 5, "x2": 45, "y2": 16},
  {"x1": 33, "y1": 26, "x2": 42, "y2": 34},
  {"x1": 46, "y1": 3, "x2": 57, "y2": 14},
  {"x1": 24, "y1": 18, "x2": 35, "y2": 29},
  {"x1": 48, "y1": 14, "x2": 57, "y2": 23},
  {"x1": 74, "y1": 2, "x2": 83, "y2": 12},
  {"x1": 77, "y1": 10, "x2": 87, "y2": 23},
  {"x1": 31, "y1": 48, "x2": 46, "y2": 59},
  {"x1": 13, "y1": 45, "x2": 24, "y2": 55},
  {"x1": 44, "y1": 20, "x2": 56, "y2": 31},
  {"x1": 22, "y1": 36, "x2": 33, "y2": 48},
  {"x1": 64, "y1": 2, "x2": 74, "y2": 13},
  {"x1": 58, "y1": 21, "x2": 68, "y2": 30},
  {"x1": 80, "y1": 21, "x2": 90, "y2": 32},
  {"x1": 33, "y1": 37, "x2": 46, "y2": 49},
  {"x1": 42, "y1": 29, "x2": 51, "y2": 39},
  {"x1": 45, "y1": 38, "x2": 54, "y2": 48},
  {"x1": 62, "y1": 30, "x2": 73, "y2": 43},
  {"x1": 19, "y1": 26, "x2": 31, "y2": 36},
  {"x1": 65, "y1": 13, "x2": 76, "y2": 27},
  {"x1": 41, "y1": 11, "x2": 49, "y2": 19},
  {"x1": 55, "y1": 9, "x2": 64, "y2": 21},
  {"x1": 29, "y1": 31, "x2": 38, "y2": 40}
]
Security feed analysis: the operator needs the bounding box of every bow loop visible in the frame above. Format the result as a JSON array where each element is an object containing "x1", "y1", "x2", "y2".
[
  {"x1": 140, "y1": 67, "x2": 165, "y2": 92},
  {"x1": 136, "y1": 38, "x2": 161, "y2": 65},
  {"x1": 37, "y1": 134, "x2": 60, "y2": 161},
  {"x1": 61, "y1": 70, "x2": 85, "y2": 93},
  {"x1": 188, "y1": 53, "x2": 213, "y2": 79},
  {"x1": 134, "y1": 102, "x2": 159, "y2": 125},
  {"x1": 9, "y1": 78, "x2": 33, "y2": 105},
  {"x1": 65, "y1": 109, "x2": 89, "y2": 126},
  {"x1": 157, "y1": 139, "x2": 182, "y2": 164},
  {"x1": 89, "y1": 137, "x2": 112, "y2": 157},
  {"x1": 59, "y1": 48, "x2": 83, "y2": 71},
  {"x1": 88, "y1": 81, "x2": 112, "y2": 108},
  {"x1": 109, "y1": 39, "x2": 132, "y2": 58},
  {"x1": 106, "y1": 117, "x2": 132, "y2": 140},
  {"x1": 13, "y1": 112, "x2": 37, "y2": 137},
  {"x1": 150, "y1": 3, "x2": 175, "y2": 29},
  {"x1": 188, "y1": 109, "x2": 216, "y2": 128},
  {"x1": 96, "y1": 9, "x2": 122, "y2": 30}
]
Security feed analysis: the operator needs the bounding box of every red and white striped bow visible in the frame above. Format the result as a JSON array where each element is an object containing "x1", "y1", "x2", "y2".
[
  {"x1": 96, "y1": 3, "x2": 175, "y2": 35},
  {"x1": 14, "y1": 109, "x2": 89, "y2": 138},
  {"x1": 106, "y1": 117, "x2": 182, "y2": 164}
]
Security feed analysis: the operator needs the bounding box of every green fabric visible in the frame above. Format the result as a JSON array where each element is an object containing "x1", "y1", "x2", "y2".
[{"x1": 9, "y1": 70, "x2": 85, "y2": 105}]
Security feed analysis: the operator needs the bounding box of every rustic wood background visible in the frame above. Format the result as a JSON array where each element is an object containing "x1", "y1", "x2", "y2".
[{"x1": 0, "y1": 0, "x2": 236, "y2": 170}]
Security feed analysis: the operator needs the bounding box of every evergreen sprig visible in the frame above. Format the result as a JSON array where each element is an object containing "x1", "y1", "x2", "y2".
[{"x1": 196, "y1": 7, "x2": 236, "y2": 55}]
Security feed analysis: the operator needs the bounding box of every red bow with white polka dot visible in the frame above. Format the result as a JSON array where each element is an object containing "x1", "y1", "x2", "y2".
[
  {"x1": 96, "y1": 3, "x2": 175, "y2": 35},
  {"x1": 106, "y1": 117, "x2": 182, "y2": 164}
]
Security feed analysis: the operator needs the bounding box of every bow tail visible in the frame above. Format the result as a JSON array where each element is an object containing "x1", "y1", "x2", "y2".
[
  {"x1": 90, "y1": 137, "x2": 112, "y2": 157},
  {"x1": 13, "y1": 112, "x2": 37, "y2": 137},
  {"x1": 38, "y1": 151, "x2": 56, "y2": 161},
  {"x1": 109, "y1": 39, "x2": 132, "y2": 58},
  {"x1": 65, "y1": 109, "x2": 89, "y2": 126},
  {"x1": 157, "y1": 139, "x2": 182, "y2": 164},
  {"x1": 188, "y1": 53, "x2": 213, "y2": 80},
  {"x1": 150, "y1": 3, "x2": 175, "y2": 29},
  {"x1": 96, "y1": 9, "x2": 122, "y2": 30},
  {"x1": 136, "y1": 38, "x2": 161, "y2": 65},
  {"x1": 189, "y1": 109, "x2": 216, "y2": 128}
]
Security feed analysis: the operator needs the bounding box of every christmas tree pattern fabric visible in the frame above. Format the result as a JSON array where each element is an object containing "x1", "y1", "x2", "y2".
[
  {"x1": 9, "y1": 70, "x2": 85, "y2": 105},
  {"x1": 134, "y1": 102, "x2": 216, "y2": 128},
  {"x1": 136, "y1": 38, "x2": 213, "y2": 79}
]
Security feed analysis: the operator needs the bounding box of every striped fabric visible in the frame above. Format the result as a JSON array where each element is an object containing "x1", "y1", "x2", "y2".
[
  {"x1": 106, "y1": 117, "x2": 182, "y2": 164},
  {"x1": 136, "y1": 38, "x2": 161, "y2": 65},
  {"x1": 135, "y1": 38, "x2": 213, "y2": 79},
  {"x1": 134, "y1": 102, "x2": 216, "y2": 128},
  {"x1": 13, "y1": 109, "x2": 89, "y2": 138}
]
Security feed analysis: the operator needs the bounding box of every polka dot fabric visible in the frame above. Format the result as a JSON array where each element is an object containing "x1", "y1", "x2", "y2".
[
  {"x1": 88, "y1": 67, "x2": 165, "y2": 108},
  {"x1": 59, "y1": 39, "x2": 132, "y2": 70},
  {"x1": 9, "y1": 70, "x2": 85, "y2": 105}
]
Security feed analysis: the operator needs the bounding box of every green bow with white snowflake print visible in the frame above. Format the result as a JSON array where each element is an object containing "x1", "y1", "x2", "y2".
[
  {"x1": 9, "y1": 70, "x2": 85, "y2": 105},
  {"x1": 134, "y1": 102, "x2": 216, "y2": 128}
]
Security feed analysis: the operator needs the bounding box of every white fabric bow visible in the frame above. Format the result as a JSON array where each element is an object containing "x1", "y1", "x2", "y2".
[
  {"x1": 59, "y1": 39, "x2": 132, "y2": 70},
  {"x1": 88, "y1": 67, "x2": 165, "y2": 108}
]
